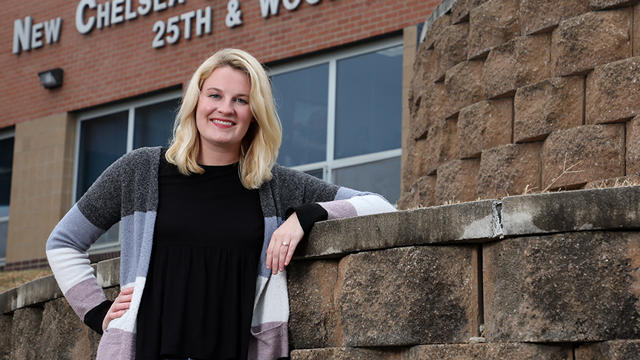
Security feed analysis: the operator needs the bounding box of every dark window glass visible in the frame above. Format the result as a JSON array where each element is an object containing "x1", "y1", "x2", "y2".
[
  {"x1": 0, "y1": 135, "x2": 13, "y2": 259},
  {"x1": 272, "y1": 64, "x2": 329, "y2": 167},
  {"x1": 0, "y1": 136, "x2": 14, "y2": 218},
  {"x1": 77, "y1": 111, "x2": 128, "y2": 199},
  {"x1": 334, "y1": 46, "x2": 403, "y2": 159},
  {"x1": 332, "y1": 157, "x2": 401, "y2": 204},
  {"x1": 134, "y1": 99, "x2": 180, "y2": 149}
]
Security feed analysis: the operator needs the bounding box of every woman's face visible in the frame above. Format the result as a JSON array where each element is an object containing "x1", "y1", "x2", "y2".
[{"x1": 195, "y1": 66, "x2": 253, "y2": 163}]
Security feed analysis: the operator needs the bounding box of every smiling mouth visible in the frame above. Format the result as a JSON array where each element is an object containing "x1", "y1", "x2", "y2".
[{"x1": 212, "y1": 119, "x2": 235, "y2": 126}]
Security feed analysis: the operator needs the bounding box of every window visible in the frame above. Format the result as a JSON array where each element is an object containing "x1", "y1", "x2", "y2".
[
  {"x1": 0, "y1": 128, "x2": 15, "y2": 266},
  {"x1": 75, "y1": 91, "x2": 181, "y2": 250},
  {"x1": 270, "y1": 37, "x2": 403, "y2": 203}
]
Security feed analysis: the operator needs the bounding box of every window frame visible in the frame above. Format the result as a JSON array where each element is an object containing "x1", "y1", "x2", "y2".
[
  {"x1": 267, "y1": 36, "x2": 403, "y2": 184},
  {"x1": 0, "y1": 127, "x2": 15, "y2": 267},
  {"x1": 73, "y1": 90, "x2": 182, "y2": 252}
]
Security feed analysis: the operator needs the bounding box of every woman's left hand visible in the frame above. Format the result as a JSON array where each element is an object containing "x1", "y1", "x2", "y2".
[{"x1": 266, "y1": 212, "x2": 304, "y2": 275}]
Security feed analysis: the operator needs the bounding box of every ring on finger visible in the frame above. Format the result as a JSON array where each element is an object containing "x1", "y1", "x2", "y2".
[{"x1": 282, "y1": 242, "x2": 289, "y2": 246}]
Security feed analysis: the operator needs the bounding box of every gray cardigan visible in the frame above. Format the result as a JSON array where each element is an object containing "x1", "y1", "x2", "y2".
[{"x1": 46, "y1": 146, "x2": 396, "y2": 360}]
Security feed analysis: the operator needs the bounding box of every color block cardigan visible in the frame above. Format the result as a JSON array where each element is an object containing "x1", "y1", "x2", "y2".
[{"x1": 46, "y1": 147, "x2": 396, "y2": 360}]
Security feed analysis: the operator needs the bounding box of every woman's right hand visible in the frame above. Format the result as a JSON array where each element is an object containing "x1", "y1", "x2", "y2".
[{"x1": 102, "y1": 286, "x2": 134, "y2": 331}]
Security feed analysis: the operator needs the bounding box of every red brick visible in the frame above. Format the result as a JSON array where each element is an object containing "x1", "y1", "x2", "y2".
[
  {"x1": 586, "y1": 57, "x2": 640, "y2": 124},
  {"x1": 482, "y1": 34, "x2": 551, "y2": 99},
  {"x1": 425, "y1": 118, "x2": 460, "y2": 175},
  {"x1": 445, "y1": 60, "x2": 485, "y2": 119},
  {"x1": 514, "y1": 76, "x2": 584, "y2": 143},
  {"x1": 435, "y1": 158, "x2": 480, "y2": 205},
  {"x1": 458, "y1": 98, "x2": 513, "y2": 159},
  {"x1": 518, "y1": 0, "x2": 589, "y2": 35},
  {"x1": 434, "y1": 23, "x2": 470, "y2": 81},
  {"x1": 551, "y1": 9, "x2": 633, "y2": 77},
  {"x1": 477, "y1": 142, "x2": 542, "y2": 199},
  {"x1": 467, "y1": 0, "x2": 520, "y2": 60},
  {"x1": 541, "y1": 124, "x2": 625, "y2": 190}
]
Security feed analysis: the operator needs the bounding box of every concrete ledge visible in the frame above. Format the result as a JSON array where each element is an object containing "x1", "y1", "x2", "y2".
[
  {"x1": 502, "y1": 186, "x2": 640, "y2": 236},
  {"x1": 0, "y1": 257, "x2": 120, "y2": 315},
  {"x1": 297, "y1": 200, "x2": 499, "y2": 259}
]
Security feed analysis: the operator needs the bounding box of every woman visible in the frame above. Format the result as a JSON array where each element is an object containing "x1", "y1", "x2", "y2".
[{"x1": 46, "y1": 48, "x2": 396, "y2": 360}]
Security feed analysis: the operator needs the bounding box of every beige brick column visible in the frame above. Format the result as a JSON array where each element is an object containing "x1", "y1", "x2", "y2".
[{"x1": 6, "y1": 113, "x2": 75, "y2": 270}]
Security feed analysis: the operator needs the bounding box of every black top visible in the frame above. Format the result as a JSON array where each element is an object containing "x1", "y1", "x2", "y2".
[{"x1": 136, "y1": 156, "x2": 264, "y2": 360}]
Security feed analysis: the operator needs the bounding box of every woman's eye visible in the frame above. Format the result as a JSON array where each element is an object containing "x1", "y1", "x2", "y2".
[
  {"x1": 236, "y1": 98, "x2": 248, "y2": 104},
  {"x1": 209, "y1": 94, "x2": 221, "y2": 99}
]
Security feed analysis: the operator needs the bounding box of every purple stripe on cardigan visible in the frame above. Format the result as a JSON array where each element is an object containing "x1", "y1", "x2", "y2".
[
  {"x1": 318, "y1": 199, "x2": 358, "y2": 220},
  {"x1": 249, "y1": 321, "x2": 289, "y2": 359},
  {"x1": 65, "y1": 278, "x2": 107, "y2": 319},
  {"x1": 96, "y1": 328, "x2": 135, "y2": 360}
]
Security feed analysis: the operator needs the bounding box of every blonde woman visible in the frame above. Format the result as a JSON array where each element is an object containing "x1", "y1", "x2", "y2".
[{"x1": 46, "y1": 48, "x2": 396, "y2": 360}]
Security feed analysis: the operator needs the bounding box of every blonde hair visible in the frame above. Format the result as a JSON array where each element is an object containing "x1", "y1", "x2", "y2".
[{"x1": 166, "y1": 48, "x2": 282, "y2": 189}]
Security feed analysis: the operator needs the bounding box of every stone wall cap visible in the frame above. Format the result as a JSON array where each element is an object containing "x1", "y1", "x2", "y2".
[
  {"x1": 0, "y1": 257, "x2": 120, "y2": 315},
  {"x1": 501, "y1": 185, "x2": 640, "y2": 236}
]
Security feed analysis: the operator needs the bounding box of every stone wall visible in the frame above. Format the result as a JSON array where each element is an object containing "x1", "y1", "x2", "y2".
[
  {"x1": 2, "y1": 185, "x2": 640, "y2": 359},
  {"x1": 400, "y1": 0, "x2": 640, "y2": 209}
]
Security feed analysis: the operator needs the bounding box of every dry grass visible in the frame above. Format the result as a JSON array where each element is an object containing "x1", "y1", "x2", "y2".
[{"x1": 0, "y1": 268, "x2": 53, "y2": 294}]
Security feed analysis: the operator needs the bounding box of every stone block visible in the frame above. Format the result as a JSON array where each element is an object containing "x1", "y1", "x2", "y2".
[
  {"x1": 636, "y1": 4, "x2": 640, "y2": 57},
  {"x1": 519, "y1": 0, "x2": 589, "y2": 35},
  {"x1": 425, "y1": 118, "x2": 460, "y2": 175},
  {"x1": 586, "y1": 57, "x2": 640, "y2": 124},
  {"x1": 397, "y1": 175, "x2": 436, "y2": 210},
  {"x1": 297, "y1": 200, "x2": 498, "y2": 259},
  {"x1": 37, "y1": 297, "x2": 92, "y2": 360},
  {"x1": 434, "y1": 23, "x2": 469, "y2": 82},
  {"x1": 404, "y1": 343, "x2": 573, "y2": 359},
  {"x1": 412, "y1": 44, "x2": 438, "y2": 95},
  {"x1": 410, "y1": 82, "x2": 446, "y2": 140},
  {"x1": 435, "y1": 159, "x2": 481, "y2": 205},
  {"x1": 0, "y1": 314, "x2": 11, "y2": 359},
  {"x1": 482, "y1": 34, "x2": 551, "y2": 99},
  {"x1": 501, "y1": 185, "x2": 640, "y2": 236},
  {"x1": 575, "y1": 340, "x2": 640, "y2": 360},
  {"x1": 451, "y1": 0, "x2": 490, "y2": 24},
  {"x1": 11, "y1": 307, "x2": 42, "y2": 360},
  {"x1": 514, "y1": 76, "x2": 584, "y2": 142},
  {"x1": 288, "y1": 260, "x2": 340, "y2": 350},
  {"x1": 445, "y1": 60, "x2": 485, "y2": 119},
  {"x1": 627, "y1": 117, "x2": 640, "y2": 174},
  {"x1": 484, "y1": 231, "x2": 640, "y2": 342},
  {"x1": 97, "y1": 257, "x2": 120, "y2": 288},
  {"x1": 337, "y1": 246, "x2": 479, "y2": 347},
  {"x1": 477, "y1": 142, "x2": 542, "y2": 200},
  {"x1": 423, "y1": 14, "x2": 452, "y2": 50},
  {"x1": 552, "y1": 9, "x2": 632, "y2": 77},
  {"x1": 589, "y1": 0, "x2": 640, "y2": 10},
  {"x1": 458, "y1": 98, "x2": 513, "y2": 159},
  {"x1": 291, "y1": 347, "x2": 403, "y2": 360},
  {"x1": 541, "y1": 124, "x2": 625, "y2": 190},
  {"x1": 402, "y1": 138, "x2": 427, "y2": 192},
  {"x1": 467, "y1": 0, "x2": 520, "y2": 60}
]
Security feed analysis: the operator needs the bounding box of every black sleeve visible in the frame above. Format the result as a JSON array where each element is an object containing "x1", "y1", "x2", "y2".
[
  {"x1": 286, "y1": 203, "x2": 328, "y2": 236},
  {"x1": 83, "y1": 299, "x2": 113, "y2": 335}
]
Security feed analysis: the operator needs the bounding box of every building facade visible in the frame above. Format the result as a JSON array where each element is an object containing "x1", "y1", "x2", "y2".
[{"x1": 1, "y1": 0, "x2": 438, "y2": 270}]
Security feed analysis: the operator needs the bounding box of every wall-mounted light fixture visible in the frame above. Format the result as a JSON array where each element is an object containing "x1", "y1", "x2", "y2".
[{"x1": 38, "y1": 68, "x2": 64, "y2": 89}]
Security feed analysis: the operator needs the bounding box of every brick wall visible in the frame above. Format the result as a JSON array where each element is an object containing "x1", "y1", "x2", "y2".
[
  {"x1": 400, "y1": 0, "x2": 640, "y2": 209},
  {"x1": 1, "y1": 0, "x2": 436, "y2": 129}
]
